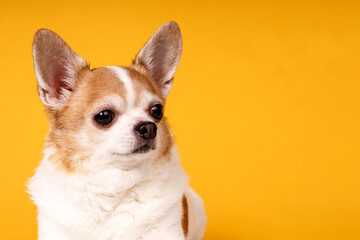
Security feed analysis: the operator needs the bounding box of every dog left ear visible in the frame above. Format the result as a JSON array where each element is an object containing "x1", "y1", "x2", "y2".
[
  {"x1": 32, "y1": 29, "x2": 89, "y2": 108},
  {"x1": 133, "y1": 21, "x2": 183, "y2": 98}
]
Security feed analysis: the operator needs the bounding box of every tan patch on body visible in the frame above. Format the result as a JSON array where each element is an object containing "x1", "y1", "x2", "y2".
[{"x1": 182, "y1": 195, "x2": 189, "y2": 237}]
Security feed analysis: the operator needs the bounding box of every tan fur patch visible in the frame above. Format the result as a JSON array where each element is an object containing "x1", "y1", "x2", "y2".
[
  {"x1": 182, "y1": 195, "x2": 189, "y2": 237},
  {"x1": 157, "y1": 118, "x2": 173, "y2": 159},
  {"x1": 46, "y1": 67, "x2": 126, "y2": 172},
  {"x1": 126, "y1": 66, "x2": 165, "y2": 104}
]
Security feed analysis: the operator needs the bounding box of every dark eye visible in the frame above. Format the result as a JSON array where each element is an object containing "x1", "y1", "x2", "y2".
[
  {"x1": 94, "y1": 110, "x2": 114, "y2": 126},
  {"x1": 150, "y1": 104, "x2": 163, "y2": 120}
]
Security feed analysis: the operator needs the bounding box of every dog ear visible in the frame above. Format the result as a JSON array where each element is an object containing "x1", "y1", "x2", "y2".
[
  {"x1": 32, "y1": 29, "x2": 89, "y2": 108},
  {"x1": 133, "y1": 21, "x2": 183, "y2": 98}
]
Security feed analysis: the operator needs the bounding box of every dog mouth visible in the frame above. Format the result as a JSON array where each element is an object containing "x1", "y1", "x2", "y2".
[
  {"x1": 132, "y1": 144, "x2": 156, "y2": 154},
  {"x1": 112, "y1": 143, "x2": 156, "y2": 157}
]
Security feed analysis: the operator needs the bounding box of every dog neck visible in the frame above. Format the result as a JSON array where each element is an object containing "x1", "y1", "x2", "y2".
[{"x1": 40, "y1": 144, "x2": 179, "y2": 195}]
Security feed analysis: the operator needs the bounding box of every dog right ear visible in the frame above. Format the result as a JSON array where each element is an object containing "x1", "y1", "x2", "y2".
[
  {"x1": 32, "y1": 29, "x2": 89, "y2": 108},
  {"x1": 133, "y1": 21, "x2": 182, "y2": 99}
]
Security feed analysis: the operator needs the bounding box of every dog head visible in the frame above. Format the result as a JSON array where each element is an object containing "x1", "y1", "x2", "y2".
[{"x1": 32, "y1": 22, "x2": 182, "y2": 172}]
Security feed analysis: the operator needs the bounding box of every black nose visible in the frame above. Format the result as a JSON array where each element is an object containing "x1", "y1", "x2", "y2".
[{"x1": 135, "y1": 122, "x2": 157, "y2": 140}]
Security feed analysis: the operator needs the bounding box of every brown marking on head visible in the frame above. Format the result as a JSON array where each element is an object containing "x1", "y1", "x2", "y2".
[
  {"x1": 182, "y1": 194, "x2": 189, "y2": 237},
  {"x1": 46, "y1": 67, "x2": 126, "y2": 172},
  {"x1": 129, "y1": 62, "x2": 150, "y2": 79},
  {"x1": 126, "y1": 66, "x2": 165, "y2": 105}
]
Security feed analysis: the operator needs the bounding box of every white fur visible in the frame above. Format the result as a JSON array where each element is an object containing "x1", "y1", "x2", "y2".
[{"x1": 28, "y1": 146, "x2": 197, "y2": 240}]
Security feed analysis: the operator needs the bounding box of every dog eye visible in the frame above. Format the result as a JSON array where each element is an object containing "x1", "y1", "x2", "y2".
[
  {"x1": 150, "y1": 104, "x2": 163, "y2": 120},
  {"x1": 94, "y1": 110, "x2": 114, "y2": 126}
]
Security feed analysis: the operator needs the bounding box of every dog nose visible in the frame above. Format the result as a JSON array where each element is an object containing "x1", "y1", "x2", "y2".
[{"x1": 135, "y1": 122, "x2": 157, "y2": 140}]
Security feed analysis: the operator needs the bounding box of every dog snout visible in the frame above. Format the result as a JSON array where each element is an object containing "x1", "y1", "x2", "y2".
[{"x1": 135, "y1": 122, "x2": 157, "y2": 140}]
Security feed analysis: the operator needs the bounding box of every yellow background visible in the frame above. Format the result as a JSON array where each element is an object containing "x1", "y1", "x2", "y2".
[{"x1": 1, "y1": 0, "x2": 359, "y2": 239}]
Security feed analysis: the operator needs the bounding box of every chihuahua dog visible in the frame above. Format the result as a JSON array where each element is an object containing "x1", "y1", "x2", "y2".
[{"x1": 28, "y1": 22, "x2": 207, "y2": 240}]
